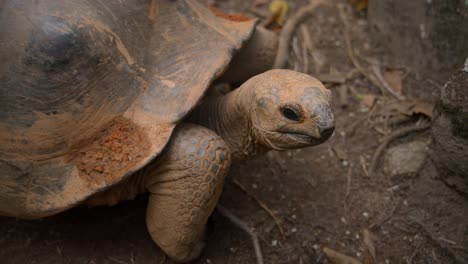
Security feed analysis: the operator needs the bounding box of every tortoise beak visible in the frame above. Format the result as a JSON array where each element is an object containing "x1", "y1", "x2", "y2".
[{"x1": 316, "y1": 124, "x2": 335, "y2": 142}]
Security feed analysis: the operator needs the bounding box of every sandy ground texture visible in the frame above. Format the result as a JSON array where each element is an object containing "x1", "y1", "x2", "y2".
[{"x1": 1, "y1": 0, "x2": 467, "y2": 263}]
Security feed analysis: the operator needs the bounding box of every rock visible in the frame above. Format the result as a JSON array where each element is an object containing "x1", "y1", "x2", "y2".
[
  {"x1": 384, "y1": 141, "x2": 429, "y2": 178},
  {"x1": 431, "y1": 66, "x2": 468, "y2": 195}
]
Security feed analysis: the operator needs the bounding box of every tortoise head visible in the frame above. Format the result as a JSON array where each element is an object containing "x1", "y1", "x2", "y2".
[{"x1": 246, "y1": 69, "x2": 335, "y2": 150}]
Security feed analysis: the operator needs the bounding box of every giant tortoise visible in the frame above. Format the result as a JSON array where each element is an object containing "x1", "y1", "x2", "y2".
[{"x1": 0, "y1": 0, "x2": 335, "y2": 262}]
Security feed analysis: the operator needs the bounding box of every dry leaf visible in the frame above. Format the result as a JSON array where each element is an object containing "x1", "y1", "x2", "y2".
[
  {"x1": 349, "y1": 0, "x2": 368, "y2": 11},
  {"x1": 360, "y1": 155, "x2": 368, "y2": 177},
  {"x1": 396, "y1": 100, "x2": 434, "y2": 118},
  {"x1": 322, "y1": 247, "x2": 362, "y2": 264},
  {"x1": 383, "y1": 69, "x2": 403, "y2": 95},
  {"x1": 362, "y1": 228, "x2": 377, "y2": 260},
  {"x1": 410, "y1": 101, "x2": 434, "y2": 118},
  {"x1": 269, "y1": 0, "x2": 288, "y2": 25},
  {"x1": 362, "y1": 94, "x2": 377, "y2": 108},
  {"x1": 333, "y1": 147, "x2": 348, "y2": 161}
]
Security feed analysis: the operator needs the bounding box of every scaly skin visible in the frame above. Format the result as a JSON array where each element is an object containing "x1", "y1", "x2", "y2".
[
  {"x1": 86, "y1": 123, "x2": 231, "y2": 262},
  {"x1": 86, "y1": 69, "x2": 335, "y2": 262}
]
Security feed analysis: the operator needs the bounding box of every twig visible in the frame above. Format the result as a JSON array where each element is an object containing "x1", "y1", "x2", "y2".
[
  {"x1": 338, "y1": 5, "x2": 394, "y2": 98},
  {"x1": 299, "y1": 24, "x2": 325, "y2": 73},
  {"x1": 347, "y1": 115, "x2": 368, "y2": 137},
  {"x1": 230, "y1": 179, "x2": 286, "y2": 240},
  {"x1": 368, "y1": 123, "x2": 430, "y2": 177},
  {"x1": 369, "y1": 203, "x2": 399, "y2": 229},
  {"x1": 408, "y1": 218, "x2": 468, "y2": 263},
  {"x1": 299, "y1": 26, "x2": 310, "y2": 73},
  {"x1": 273, "y1": 1, "x2": 325, "y2": 69},
  {"x1": 371, "y1": 64, "x2": 405, "y2": 100},
  {"x1": 317, "y1": 73, "x2": 347, "y2": 84},
  {"x1": 345, "y1": 165, "x2": 353, "y2": 198},
  {"x1": 347, "y1": 104, "x2": 377, "y2": 138},
  {"x1": 337, "y1": 85, "x2": 349, "y2": 108},
  {"x1": 292, "y1": 36, "x2": 302, "y2": 72},
  {"x1": 362, "y1": 228, "x2": 377, "y2": 261},
  {"x1": 359, "y1": 155, "x2": 368, "y2": 177},
  {"x1": 217, "y1": 204, "x2": 264, "y2": 264},
  {"x1": 406, "y1": 243, "x2": 422, "y2": 264}
]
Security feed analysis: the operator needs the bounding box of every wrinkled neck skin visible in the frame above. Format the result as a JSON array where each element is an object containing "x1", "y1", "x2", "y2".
[{"x1": 189, "y1": 80, "x2": 268, "y2": 162}]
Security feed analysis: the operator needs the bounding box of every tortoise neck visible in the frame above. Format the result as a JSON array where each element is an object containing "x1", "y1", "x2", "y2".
[{"x1": 190, "y1": 82, "x2": 268, "y2": 161}]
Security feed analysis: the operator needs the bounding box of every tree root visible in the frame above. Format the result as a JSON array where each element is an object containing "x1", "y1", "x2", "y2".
[
  {"x1": 216, "y1": 204, "x2": 264, "y2": 264},
  {"x1": 230, "y1": 179, "x2": 286, "y2": 240},
  {"x1": 273, "y1": 1, "x2": 325, "y2": 69},
  {"x1": 337, "y1": 4, "x2": 403, "y2": 100}
]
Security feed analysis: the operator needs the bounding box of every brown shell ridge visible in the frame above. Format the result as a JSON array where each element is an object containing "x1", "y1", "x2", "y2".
[{"x1": 0, "y1": 0, "x2": 256, "y2": 218}]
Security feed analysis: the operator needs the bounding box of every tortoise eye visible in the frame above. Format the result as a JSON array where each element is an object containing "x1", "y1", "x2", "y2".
[{"x1": 280, "y1": 105, "x2": 303, "y2": 121}]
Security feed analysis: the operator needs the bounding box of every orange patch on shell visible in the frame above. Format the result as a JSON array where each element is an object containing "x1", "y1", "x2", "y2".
[
  {"x1": 68, "y1": 118, "x2": 150, "y2": 187},
  {"x1": 208, "y1": 5, "x2": 252, "y2": 22}
]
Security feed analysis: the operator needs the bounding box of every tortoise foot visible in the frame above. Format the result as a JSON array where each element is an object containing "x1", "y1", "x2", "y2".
[{"x1": 144, "y1": 123, "x2": 231, "y2": 262}]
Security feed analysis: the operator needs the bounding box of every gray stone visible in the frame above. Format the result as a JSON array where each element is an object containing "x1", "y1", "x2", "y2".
[{"x1": 384, "y1": 141, "x2": 430, "y2": 178}]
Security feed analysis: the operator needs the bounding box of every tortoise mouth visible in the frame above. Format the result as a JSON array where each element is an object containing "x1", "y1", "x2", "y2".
[
  {"x1": 282, "y1": 132, "x2": 325, "y2": 146},
  {"x1": 277, "y1": 125, "x2": 334, "y2": 146}
]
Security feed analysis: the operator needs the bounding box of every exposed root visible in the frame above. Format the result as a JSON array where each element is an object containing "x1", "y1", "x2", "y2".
[
  {"x1": 216, "y1": 204, "x2": 264, "y2": 264},
  {"x1": 299, "y1": 26, "x2": 310, "y2": 73},
  {"x1": 371, "y1": 64, "x2": 405, "y2": 100},
  {"x1": 273, "y1": 1, "x2": 325, "y2": 69},
  {"x1": 299, "y1": 24, "x2": 325, "y2": 73},
  {"x1": 408, "y1": 218, "x2": 468, "y2": 263},
  {"x1": 367, "y1": 122, "x2": 431, "y2": 177},
  {"x1": 337, "y1": 5, "x2": 403, "y2": 100},
  {"x1": 230, "y1": 179, "x2": 286, "y2": 240}
]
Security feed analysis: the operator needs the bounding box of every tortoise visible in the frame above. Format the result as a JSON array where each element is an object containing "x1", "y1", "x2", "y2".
[{"x1": 0, "y1": 0, "x2": 335, "y2": 262}]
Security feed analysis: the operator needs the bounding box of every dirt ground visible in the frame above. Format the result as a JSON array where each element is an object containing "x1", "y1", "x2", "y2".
[{"x1": 1, "y1": 0, "x2": 467, "y2": 263}]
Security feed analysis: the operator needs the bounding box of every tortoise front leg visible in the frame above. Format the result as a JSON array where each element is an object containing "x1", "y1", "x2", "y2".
[{"x1": 144, "y1": 123, "x2": 231, "y2": 262}]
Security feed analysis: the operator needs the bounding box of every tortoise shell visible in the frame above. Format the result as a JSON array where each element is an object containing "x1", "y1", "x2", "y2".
[{"x1": 0, "y1": 0, "x2": 255, "y2": 218}]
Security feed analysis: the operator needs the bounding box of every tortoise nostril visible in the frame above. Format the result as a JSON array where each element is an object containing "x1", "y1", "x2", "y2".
[{"x1": 319, "y1": 126, "x2": 335, "y2": 139}]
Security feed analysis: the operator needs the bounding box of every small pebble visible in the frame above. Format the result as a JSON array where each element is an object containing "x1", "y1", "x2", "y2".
[
  {"x1": 356, "y1": 252, "x2": 362, "y2": 257},
  {"x1": 385, "y1": 259, "x2": 391, "y2": 264},
  {"x1": 292, "y1": 214, "x2": 297, "y2": 219},
  {"x1": 345, "y1": 230, "x2": 351, "y2": 235},
  {"x1": 271, "y1": 240, "x2": 278, "y2": 247},
  {"x1": 355, "y1": 233, "x2": 360, "y2": 239},
  {"x1": 362, "y1": 212, "x2": 369, "y2": 218},
  {"x1": 291, "y1": 227, "x2": 297, "y2": 233},
  {"x1": 340, "y1": 217, "x2": 347, "y2": 224},
  {"x1": 343, "y1": 160, "x2": 349, "y2": 166},
  {"x1": 313, "y1": 244, "x2": 320, "y2": 250},
  {"x1": 252, "y1": 184, "x2": 258, "y2": 189}
]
